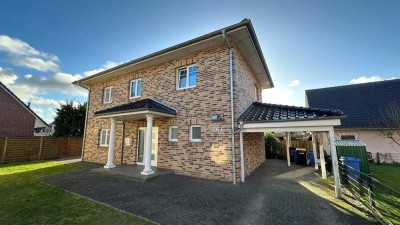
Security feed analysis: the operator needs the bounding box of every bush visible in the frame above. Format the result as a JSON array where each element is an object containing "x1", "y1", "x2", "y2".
[{"x1": 265, "y1": 132, "x2": 281, "y2": 159}]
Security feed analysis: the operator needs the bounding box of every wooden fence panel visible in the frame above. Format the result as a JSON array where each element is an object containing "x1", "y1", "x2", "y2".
[{"x1": 0, "y1": 136, "x2": 83, "y2": 163}]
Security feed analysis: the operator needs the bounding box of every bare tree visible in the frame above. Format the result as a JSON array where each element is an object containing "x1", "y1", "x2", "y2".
[{"x1": 377, "y1": 101, "x2": 400, "y2": 152}]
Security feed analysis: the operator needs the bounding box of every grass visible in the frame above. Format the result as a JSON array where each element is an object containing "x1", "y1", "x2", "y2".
[
  {"x1": 0, "y1": 160, "x2": 153, "y2": 225},
  {"x1": 369, "y1": 163, "x2": 400, "y2": 225}
]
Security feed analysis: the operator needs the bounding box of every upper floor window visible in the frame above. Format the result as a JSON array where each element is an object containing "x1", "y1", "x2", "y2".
[
  {"x1": 341, "y1": 134, "x2": 357, "y2": 140},
  {"x1": 104, "y1": 87, "x2": 112, "y2": 103},
  {"x1": 177, "y1": 65, "x2": 196, "y2": 90},
  {"x1": 130, "y1": 79, "x2": 142, "y2": 98}
]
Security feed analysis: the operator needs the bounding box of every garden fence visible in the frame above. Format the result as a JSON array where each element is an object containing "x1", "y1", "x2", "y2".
[
  {"x1": 0, "y1": 136, "x2": 83, "y2": 164},
  {"x1": 338, "y1": 162, "x2": 400, "y2": 225},
  {"x1": 371, "y1": 152, "x2": 400, "y2": 165}
]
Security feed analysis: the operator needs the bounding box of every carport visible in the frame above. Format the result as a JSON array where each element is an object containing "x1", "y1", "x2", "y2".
[{"x1": 237, "y1": 102, "x2": 344, "y2": 198}]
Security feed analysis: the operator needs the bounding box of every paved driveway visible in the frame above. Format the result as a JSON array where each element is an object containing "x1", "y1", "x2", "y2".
[{"x1": 44, "y1": 160, "x2": 375, "y2": 225}]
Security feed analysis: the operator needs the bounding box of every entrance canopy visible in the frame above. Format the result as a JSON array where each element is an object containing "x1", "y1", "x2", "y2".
[
  {"x1": 237, "y1": 102, "x2": 344, "y2": 198},
  {"x1": 94, "y1": 98, "x2": 177, "y2": 120}
]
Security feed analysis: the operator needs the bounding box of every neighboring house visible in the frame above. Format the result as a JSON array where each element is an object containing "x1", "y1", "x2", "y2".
[
  {"x1": 0, "y1": 82, "x2": 48, "y2": 137},
  {"x1": 306, "y1": 79, "x2": 400, "y2": 157},
  {"x1": 74, "y1": 19, "x2": 342, "y2": 184}
]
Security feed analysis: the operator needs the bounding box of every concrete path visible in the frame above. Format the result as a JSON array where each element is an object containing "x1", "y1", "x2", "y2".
[{"x1": 43, "y1": 159, "x2": 376, "y2": 225}]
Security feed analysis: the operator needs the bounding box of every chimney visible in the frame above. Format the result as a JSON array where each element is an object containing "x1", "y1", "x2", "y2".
[{"x1": 27, "y1": 102, "x2": 31, "y2": 108}]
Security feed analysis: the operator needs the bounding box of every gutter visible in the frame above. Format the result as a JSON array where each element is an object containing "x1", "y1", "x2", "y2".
[
  {"x1": 81, "y1": 87, "x2": 91, "y2": 161},
  {"x1": 222, "y1": 29, "x2": 237, "y2": 185}
]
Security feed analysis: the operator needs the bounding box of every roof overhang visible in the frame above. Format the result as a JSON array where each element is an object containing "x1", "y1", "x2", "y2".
[
  {"x1": 96, "y1": 110, "x2": 176, "y2": 120},
  {"x1": 241, "y1": 118, "x2": 341, "y2": 133},
  {"x1": 73, "y1": 19, "x2": 273, "y2": 89}
]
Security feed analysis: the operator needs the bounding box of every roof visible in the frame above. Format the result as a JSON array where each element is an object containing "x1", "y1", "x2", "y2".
[
  {"x1": 94, "y1": 98, "x2": 177, "y2": 116},
  {"x1": 74, "y1": 19, "x2": 273, "y2": 89},
  {"x1": 0, "y1": 82, "x2": 48, "y2": 126},
  {"x1": 238, "y1": 102, "x2": 343, "y2": 123},
  {"x1": 335, "y1": 139, "x2": 367, "y2": 146},
  {"x1": 306, "y1": 79, "x2": 400, "y2": 129}
]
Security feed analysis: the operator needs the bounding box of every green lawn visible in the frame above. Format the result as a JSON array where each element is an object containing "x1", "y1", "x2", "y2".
[
  {"x1": 370, "y1": 163, "x2": 400, "y2": 192},
  {"x1": 0, "y1": 160, "x2": 152, "y2": 225},
  {"x1": 369, "y1": 163, "x2": 400, "y2": 225}
]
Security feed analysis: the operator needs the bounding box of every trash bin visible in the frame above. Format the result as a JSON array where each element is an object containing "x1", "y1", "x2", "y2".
[
  {"x1": 296, "y1": 148, "x2": 307, "y2": 166},
  {"x1": 340, "y1": 157, "x2": 361, "y2": 180},
  {"x1": 289, "y1": 147, "x2": 297, "y2": 163},
  {"x1": 309, "y1": 150, "x2": 315, "y2": 166}
]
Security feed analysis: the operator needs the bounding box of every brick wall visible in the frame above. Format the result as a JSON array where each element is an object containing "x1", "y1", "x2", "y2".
[
  {"x1": 84, "y1": 44, "x2": 235, "y2": 181},
  {"x1": 0, "y1": 85, "x2": 35, "y2": 137},
  {"x1": 232, "y1": 44, "x2": 265, "y2": 179}
]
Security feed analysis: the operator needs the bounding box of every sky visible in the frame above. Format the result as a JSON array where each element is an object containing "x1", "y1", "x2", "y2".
[{"x1": 0, "y1": 0, "x2": 399, "y2": 123}]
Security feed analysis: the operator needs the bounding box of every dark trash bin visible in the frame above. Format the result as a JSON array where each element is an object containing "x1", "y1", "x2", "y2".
[
  {"x1": 296, "y1": 148, "x2": 307, "y2": 166},
  {"x1": 289, "y1": 147, "x2": 297, "y2": 163}
]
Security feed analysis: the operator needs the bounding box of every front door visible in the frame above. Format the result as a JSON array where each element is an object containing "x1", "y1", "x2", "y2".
[{"x1": 137, "y1": 127, "x2": 158, "y2": 166}]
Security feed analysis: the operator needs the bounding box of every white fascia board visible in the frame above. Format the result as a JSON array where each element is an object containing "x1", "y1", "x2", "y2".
[
  {"x1": 242, "y1": 126, "x2": 335, "y2": 133},
  {"x1": 96, "y1": 110, "x2": 175, "y2": 119},
  {"x1": 242, "y1": 118, "x2": 341, "y2": 129}
]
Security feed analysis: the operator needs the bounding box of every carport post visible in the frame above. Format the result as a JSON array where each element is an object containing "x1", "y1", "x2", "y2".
[
  {"x1": 312, "y1": 133, "x2": 318, "y2": 170},
  {"x1": 328, "y1": 129, "x2": 342, "y2": 198},
  {"x1": 286, "y1": 132, "x2": 291, "y2": 166},
  {"x1": 319, "y1": 144, "x2": 327, "y2": 179}
]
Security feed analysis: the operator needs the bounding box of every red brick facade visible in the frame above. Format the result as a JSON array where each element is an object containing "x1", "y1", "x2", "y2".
[
  {"x1": 83, "y1": 43, "x2": 265, "y2": 182},
  {"x1": 0, "y1": 85, "x2": 35, "y2": 137}
]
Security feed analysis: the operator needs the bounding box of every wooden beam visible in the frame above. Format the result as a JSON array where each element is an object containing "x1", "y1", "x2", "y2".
[
  {"x1": 328, "y1": 130, "x2": 342, "y2": 198},
  {"x1": 312, "y1": 133, "x2": 318, "y2": 170},
  {"x1": 319, "y1": 144, "x2": 327, "y2": 179}
]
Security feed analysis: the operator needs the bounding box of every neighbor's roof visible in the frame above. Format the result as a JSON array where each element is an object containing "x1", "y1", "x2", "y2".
[
  {"x1": 94, "y1": 98, "x2": 176, "y2": 116},
  {"x1": 0, "y1": 82, "x2": 48, "y2": 126},
  {"x1": 335, "y1": 139, "x2": 367, "y2": 146},
  {"x1": 306, "y1": 79, "x2": 400, "y2": 129},
  {"x1": 74, "y1": 19, "x2": 273, "y2": 89},
  {"x1": 238, "y1": 102, "x2": 343, "y2": 123}
]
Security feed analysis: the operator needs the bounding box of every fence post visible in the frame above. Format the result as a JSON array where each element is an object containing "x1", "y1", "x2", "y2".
[
  {"x1": 1, "y1": 137, "x2": 8, "y2": 163},
  {"x1": 67, "y1": 136, "x2": 71, "y2": 157},
  {"x1": 38, "y1": 137, "x2": 44, "y2": 160},
  {"x1": 376, "y1": 152, "x2": 380, "y2": 165}
]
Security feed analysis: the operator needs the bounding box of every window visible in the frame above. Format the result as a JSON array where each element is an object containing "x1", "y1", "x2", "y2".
[
  {"x1": 341, "y1": 134, "x2": 356, "y2": 140},
  {"x1": 99, "y1": 129, "x2": 111, "y2": 146},
  {"x1": 130, "y1": 79, "x2": 142, "y2": 98},
  {"x1": 177, "y1": 65, "x2": 196, "y2": 89},
  {"x1": 104, "y1": 87, "x2": 112, "y2": 103},
  {"x1": 169, "y1": 126, "x2": 178, "y2": 141},
  {"x1": 190, "y1": 125, "x2": 201, "y2": 142}
]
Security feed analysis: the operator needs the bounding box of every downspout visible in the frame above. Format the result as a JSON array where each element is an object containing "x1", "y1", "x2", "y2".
[
  {"x1": 80, "y1": 85, "x2": 90, "y2": 161},
  {"x1": 120, "y1": 121, "x2": 126, "y2": 164},
  {"x1": 222, "y1": 29, "x2": 236, "y2": 185}
]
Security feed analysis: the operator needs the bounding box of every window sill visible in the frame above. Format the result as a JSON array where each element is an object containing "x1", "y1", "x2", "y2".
[
  {"x1": 99, "y1": 145, "x2": 109, "y2": 148},
  {"x1": 129, "y1": 96, "x2": 141, "y2": 99}
]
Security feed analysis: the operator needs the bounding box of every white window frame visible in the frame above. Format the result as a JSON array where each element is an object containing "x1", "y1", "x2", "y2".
[
  {"x1": 103, "y1": 87, "x2": 113, "y2": 103},
  {"x1": 168, "y1": 126, "x2": 178, "y2": 142},
  {"x1": 99, "y1": 129, "x2": 111, "y2": 147},
  {"x1": 189, "y1": 125, "x2": 201, "y2": 142},
  {"x1": 129, "y1": 79, "x2": 142, "y2": 99},
  {"x1": 176, "y1": 65, "x2": 197, "y2": 90}
]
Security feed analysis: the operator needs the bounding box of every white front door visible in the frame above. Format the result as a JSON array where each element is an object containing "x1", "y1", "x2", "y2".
[{"x1": 137, "y1": 127, "x2": 158, "y2": 166}]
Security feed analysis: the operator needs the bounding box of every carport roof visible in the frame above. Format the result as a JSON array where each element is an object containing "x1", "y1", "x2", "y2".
[{"x1": 238, "y1": 102, "x2": 343, "y2": 123}]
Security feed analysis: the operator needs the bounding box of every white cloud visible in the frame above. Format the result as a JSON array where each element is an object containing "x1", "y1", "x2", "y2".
[
  {"x1": 0, "y1": 67, "x2": 18, "y2": 85},
  {"x1": 0, "y1": 35, "x2": 59, "y2": 72},
  {"x1": 262, "y1": 88, "x2": 296, "y2": 105},
  {"x1": 349, "y1": 75, "x2": 397, "y2": 84},
  {"x1": 84, "y1": 61, "x2": 119, "y2": 77},
  {"x1": 288, "y1": 80, "x2": 300, "y2": 87}
]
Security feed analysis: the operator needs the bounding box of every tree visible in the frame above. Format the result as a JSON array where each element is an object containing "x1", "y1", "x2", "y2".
[
  {"x1": 377, "y1": 101, "x2": 400, "y2": 152},
  {"x1": 53, "y1": 101, "x2": 87, "y2": 137}
]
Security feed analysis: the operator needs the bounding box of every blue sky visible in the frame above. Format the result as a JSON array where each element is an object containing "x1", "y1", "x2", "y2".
[{"x1": 0, "y1": 0, "x2": 399, "y2": 122}]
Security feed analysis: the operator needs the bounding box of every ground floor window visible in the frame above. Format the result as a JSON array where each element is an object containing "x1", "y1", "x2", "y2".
[
  {"x1": 99, "y1": 129, "x2": 111, "y2": 146},
  {"x1": 169, "y1": 126, "x2": 178, "y2": 141},
  {"x1": 190, "y1": 125, "x2": 201, "y2": 142}
]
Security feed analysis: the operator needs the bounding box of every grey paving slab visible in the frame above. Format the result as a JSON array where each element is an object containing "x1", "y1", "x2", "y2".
[{"x1": 43, "y1": 160, "x2": 376, "y2": 225}]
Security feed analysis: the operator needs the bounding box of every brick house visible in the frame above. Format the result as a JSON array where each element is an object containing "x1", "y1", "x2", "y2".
[
  {"x1": 0, "y1": 82, "x2": 48, "y2": 137},
  {"x1": 74, "y1": 19, "x2": 343, "y2": 186}
]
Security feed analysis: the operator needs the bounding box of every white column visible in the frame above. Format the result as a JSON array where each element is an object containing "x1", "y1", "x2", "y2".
[
  {"x1": 319, "y1": 144, "x2": 327, "y2": 179},
  {"x1": 312, "y1": 133, "x2": 318, "y2": 170},
  {"x1": 141, "y1": 115, "x2": 154, "y2": 175},
  {"x1": 286, "y1": 132, "x2": 291, "y2": 166},
  {"x1": 328, "y1": 129, "x2": 342, "y2": 198},
  {"x1": 240, "y1": 130, "x2": 245, "y2": 182},
  {"x1": 104, "y1": 117, "x2": 116, "y2": 169}
]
